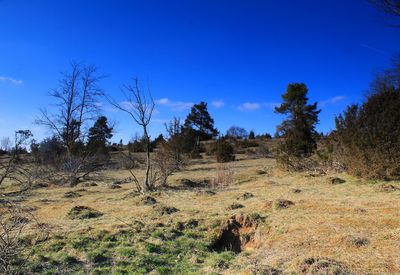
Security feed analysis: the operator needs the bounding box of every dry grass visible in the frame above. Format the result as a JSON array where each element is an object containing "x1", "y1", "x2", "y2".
[{"x1": 5, "y1": 155, "x2": 400, "y2": 273}]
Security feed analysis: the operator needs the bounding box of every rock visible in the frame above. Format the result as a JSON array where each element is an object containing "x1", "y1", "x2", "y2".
[
  {"x1": 63, "y1": 191, "x2": 82, "y2": 198},
  {"x1": 237, "y1": 192, "x2": 254, "y2": 200},
  {"x1": 136, "y1": 196, "x2": 157, "y2": 205},
  {"x1": 227, "y1": 203, "x2": 245, "y2": 210},
  {"x1": 330, "y1": 177, "x2": 346, "y2": 185},
  {"x1": 109, "y1": 184, "x2": 122, "y2": 189},
  {"x1": 273, "y1": 199, "x2": 294, "y2": 210}
]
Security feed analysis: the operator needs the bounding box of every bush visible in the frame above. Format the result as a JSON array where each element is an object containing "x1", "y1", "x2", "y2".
[
  {"x1": 237, "y1": 139, "x2": 258, "y2": 149},
  {"x1": 31, "y1": 136, "x2": 66, "y2": 166},
  {"x1": 213, "y1": 139, "x2": 235, "y2": 163},
  {"x1": 331, "y1": 57, "x2": 400, "y2": 179},
  {"x1": 334, "y1": 88, "x2": 400, "y2": 179}
]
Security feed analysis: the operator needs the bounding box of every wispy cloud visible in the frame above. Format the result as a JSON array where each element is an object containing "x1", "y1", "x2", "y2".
[
  {"x1": 211, "y1": 100, "x2": 224, "y2": 108},
  {"x1": 263, "y1": 102, "x2": 279, "y2": 109},
  {"x1": 155, "y1": 98, "x2": 193, "y2": 111},
  {"x1": 0, "y1": 76, "x2": 22, "y2": 85},
  {"x1": 360, "y1": 44, "x2": 389, "y2": 56},
  {"x1": 320, "y1": 96, "x2": 346, "y2": 107},
  {"x1": 237, "y1": 101, "x2": 279, "y2": 111},
  {"x1": 238, "y1": 102, "x2": 261, "y2": 111}
]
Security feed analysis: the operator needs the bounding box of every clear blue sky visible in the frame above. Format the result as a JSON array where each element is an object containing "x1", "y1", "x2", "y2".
[{"x1": 1, "y1": 0, "x2": 399, "y2": 143}]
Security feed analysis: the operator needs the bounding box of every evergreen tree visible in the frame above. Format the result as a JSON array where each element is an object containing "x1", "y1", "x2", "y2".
[
  {"x1": 87, "y1": 116, "x2": 113, "y2": 154},
  {"x1": 248, "y1": 130, "x2": 256, "y2": 140},
  {"x1": 184, "y1": 102, "x2": 218, "y2": 141},
  {"x1": 275, "y1": 83, "x2": 320, "y2": 161}
]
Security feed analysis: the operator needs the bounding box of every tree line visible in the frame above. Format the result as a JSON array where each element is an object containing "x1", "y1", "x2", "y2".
[{"x1": 1, "y1": 55, "x2": 400, "y2": 192}]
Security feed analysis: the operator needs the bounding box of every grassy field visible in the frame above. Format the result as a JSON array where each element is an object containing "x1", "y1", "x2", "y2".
[{"x1": 2, "y1": 155, "x2": 400, "y2": 274}]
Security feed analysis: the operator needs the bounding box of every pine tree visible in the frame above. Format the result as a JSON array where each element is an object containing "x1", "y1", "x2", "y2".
[
  {"x1": 87, "y1": 116, "x2": 113, "y2": 154},
  {"x1": 275, "y1": 83, "x2": 320, "y2": 162},
  {"x1": 248, "y1": 130, "x2": 255, "y2": 140},
  {"x1": 184, "y1": 102, "x2": 218, "y2": 141}
]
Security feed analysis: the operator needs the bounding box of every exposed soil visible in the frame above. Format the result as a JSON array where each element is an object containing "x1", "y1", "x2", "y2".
[
  {"x1": 299, "y1": 257, "x2": 350, "y2": 274},
  {"x1": 210, "y1": 214, "x2": 259, "y2": 253}
]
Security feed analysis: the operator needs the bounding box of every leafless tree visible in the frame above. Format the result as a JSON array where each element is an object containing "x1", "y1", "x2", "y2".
[
  {"x1": 0, "y1": 130, "x2": 32, "y2": 188},
  {"x1": 0, "y1": 200, "x2": 49, "y2": 274},
  {"x1": 164, "y1": 117, "x2": 187, "y2": 168},
  {"x1": 36, "y1": 62, "x2": 104, "y2": 154},
  {"x1": 0, "y1": 137, "x2": 11, "y2": 153},
  {"x1": 105, "y1": 78, "x2": 155, "y2": 192},
  {"x1": 370, "y1": 0, "x2": 400, "y2": 16}
]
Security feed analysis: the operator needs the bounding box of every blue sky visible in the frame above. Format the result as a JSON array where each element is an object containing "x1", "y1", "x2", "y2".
[{"x1": 1, "y1": 0, "x2": 399, "y2": 143}]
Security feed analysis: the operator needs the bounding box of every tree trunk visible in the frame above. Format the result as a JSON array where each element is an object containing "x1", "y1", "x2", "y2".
[{"x1": 143, "y1": 126, "x2": 151, "y2": 191}]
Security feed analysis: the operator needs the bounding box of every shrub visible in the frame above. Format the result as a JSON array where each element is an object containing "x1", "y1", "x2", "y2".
[
  {"x1": 31, "y1": 136, "x2": 66, "y2": 166},
  {"x1": 334, "y1": 59, "x2": 400, "y2": 179},
  {"x1": 214, "y1": 138, "x2": 235, "y2": 163},
  {"x1": 210, "y1": 164, "x2": 234, "y2": 188}
]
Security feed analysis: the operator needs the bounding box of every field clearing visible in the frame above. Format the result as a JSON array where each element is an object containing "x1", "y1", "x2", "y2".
[{"x1": 3, "y1": 155, "x2": 399, "y2": 274}]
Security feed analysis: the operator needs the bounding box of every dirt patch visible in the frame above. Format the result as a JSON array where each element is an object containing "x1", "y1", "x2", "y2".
[
  {"x1": 237, "y1": 192, "x2": 254, "y2": 200},
  {"x1": 273, "y1": 199, "x2": 294, "y2": 210},
  {"x1": 210, "y1": 214, "x2": 259, "y2": 253},
  {"x1": 136, "y1": 196, "x2": 157, "y2": 206},
  {"x1": 109, "y1": 184, "x2": 122, "y2": 189},
  {"x1": 196, "y1": 190, "x2": 216, "y2": 196},
  {"x1": 265, "y1": 180, "x2": 279, "y2": 185},
  {"x1": 112, "y1": 178, "x2": 132, "y2": 185},
  {"x1": 252, "y1": 264, "x2": 282, "y2": 275},
  {"x1": 153, "y1": 205, "x2": 179, "y2": 215},
  {"x1": 299, "y1": 257, "x2": 349, "y2": 274},
  {"x1": 124, "y1": 191, "x2": 141, "y2": 199},
  {"x1": 329, "y1": 177, "x2": 346, "y2": 185},
  {"x1": 175, "y1": 219, "x2": 199, "y2": 230},
  {"x1": 292, "y1": 188, "x2": 302, "y2": 193},
  {"x1": 227, "y1": 203, "x2": 245, "y2": 210},
  {"x1": 67, "y1": 206, "x2": 103, "y2": 220},
  {"x1": 375, "y1": 183, "x2": 399, "y2": 192},
  {"x1": 32, "y1": 182, "x2": 49, "y2": 189},
  {"x1": 349, "y1": 236, "x2": 369, "y2": 247},
  {"x1": 256, "y1": 169, "x2": 267, "y2": 175},
  {"x1": 80, "y1": 182, "x2": 98, "y2": 187},
  {"x1": 64, "y1": 191, "x2": 82, "y2": 198},
  {"x1": 178, "y1": 178, "x2": 206, "y2": 188}
]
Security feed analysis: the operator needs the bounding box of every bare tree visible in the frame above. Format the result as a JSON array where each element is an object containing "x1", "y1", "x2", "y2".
[
  {"x1": 0, "y1": 130, "x2": 32, "y2": 187},
  {"x1": 36, "y1": 62, "x2": 104, "y2": 154},
  {"x1": 0, "y1": 200, "x2": 49, "y2": 274},
  {"x1": 105, "y1": 78, "x2": 155, "y2": 192},
  {"x1": 370, "y1": 0, "x2": 400, "y2": 16},
  {"x1": 0, "y1": 137, "x2": 11, "y2": 153}
]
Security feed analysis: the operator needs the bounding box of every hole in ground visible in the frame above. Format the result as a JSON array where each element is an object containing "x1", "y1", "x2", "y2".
[{"x1": 210, "y1": 214, "x2": 258, "y2": 253}]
